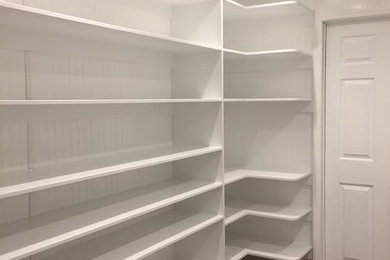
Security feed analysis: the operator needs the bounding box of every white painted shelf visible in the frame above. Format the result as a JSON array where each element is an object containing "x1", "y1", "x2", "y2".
[
  {"x1": 224, "y1": 98, "x2": 312, "y2": 102},
  {"x1": 224, "y1": 48, "x2": 312, "y2": 61},
  {"x1": 37, "y1": 210, "x2": 223, "y2": 260},
  {"x1": 225, "y1": 198, "x2": 312, "y2": 225},
  {"x1": 224, "y1": 0, "x2": 314, "y2": 22},
  {"x1": 225, "y1": 169, "x2": 311, "y2": 184},
  {"x1": 0, "y1": 146, "x2": 222, "y2": 200},
  {"x1": 0, "y1": 1, "x2": 221, "y2": 54},
  {"x1": 226, "y1": 233, "x2": 312, "y2": 260},
  {"x1": 0, "y1": 99, "x2": 222, "y2": 106},
  {"x1": 0, "y1": 179, "x2": 222, "y2": 260}
]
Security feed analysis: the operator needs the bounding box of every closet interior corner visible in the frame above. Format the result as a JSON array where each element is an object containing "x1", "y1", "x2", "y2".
[{"x1": 0, "y1": 0, "x2": 315, "y2": 259}]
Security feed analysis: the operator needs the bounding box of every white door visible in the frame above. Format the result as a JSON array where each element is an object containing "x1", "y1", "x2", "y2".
[{"x1": 326, "y1": 20, "x2": 390, "y2": 260}]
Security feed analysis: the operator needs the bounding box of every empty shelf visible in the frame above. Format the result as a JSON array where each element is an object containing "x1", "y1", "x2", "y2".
[
  {"x1": 226, "y1": 233, "x2": 312, "y2": 260},
  {"x1": 0, "y1": 1, "x2": 220, "y2": 54},
  {"x1": 0, "y1": 99, "x2": 222, "y2": 105},
  {"x1": 0, "y1": 179, "x2": 222, "y2": 260},
  {"x1": 225, "y1": 169, "x2": 311, "y2": 184},
  {"x1": 224, "y1": 48, "x2": 312, "y2": 61},
  {"x1": 224, "y1": 0, "x2": 314, "y2": 22},
  {"x1": 0, "y1": 146, "x2": 222, "y2": 199},
  {"x1": 38, "y1": 210, "x2": 223, "y2": 260},
  {"x1": 224, "y1": 98, "x2": 311, "y2": 102},
  {"x1": 225, "y1": 198, "x2": 312, "y2": 225}
]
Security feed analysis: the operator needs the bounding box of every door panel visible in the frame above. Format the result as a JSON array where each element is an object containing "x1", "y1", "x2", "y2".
[{"x1": 326, "y1": 20, "x2": 390, "y2": 260}]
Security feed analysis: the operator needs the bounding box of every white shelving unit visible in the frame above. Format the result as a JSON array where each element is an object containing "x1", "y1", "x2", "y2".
[
  {"x1": 0, "y1": 0, "x2": 315, "y2": 259},
  {"x1": 0, "y1": 0, "x2": 224, "y2": 259},
  {"x1": 223, "y1": 0, "x2": 314, "y2": 259}
]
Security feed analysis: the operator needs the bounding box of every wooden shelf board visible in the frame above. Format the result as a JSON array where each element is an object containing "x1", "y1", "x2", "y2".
[
  {"x1": 224, "y1": 48, "x2": 312, "y2": 61},
  {"x1": 0, "y1": 1, "x2": 221, "y2": 54},
  {"x1": 0, "y1": 146, "x2": 222, "y2": 200},
  {"x1": 224, "y1": 169, "x2": 311, "y2": 184},
  {"x1": 224, "y1": 98, "x2": 311, "y2": 102},
  {"x1": 226, "y1": 233, "x2": 312, "y2": 260},
  {"x1": 225, "y1": 198, "x2": 312, "y2": 225},
  {"x1": 0, "y1": 99, "x2": 222, "y2": 105},
  {"x1": 224, "y1": 0, "x2": 314, "y2": 22},
  {"x1": 0, "y1": 179, "x2": 222, "y2": 260},
  {"x1": 38, "y1": 210, "x2": 223, "y2": 260}
]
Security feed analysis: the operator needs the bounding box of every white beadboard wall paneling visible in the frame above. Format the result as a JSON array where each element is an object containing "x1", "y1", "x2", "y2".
[
  {"x1": 0, "y1": 48, "x2": 26, "y2": 99},
  {"x1": 0, "y1": 1, "x2": 221, "y2": 54},
  {"x1": 225, "y1": 216, "x2": 312, "y2": 260},
  {"x1": 172, "y1": 52, "x2": 222, "y2": 99},
  {"x1": 171, "y1": 0, "x2": 222, "y2": 47},
  {"x1": 0, "y1": 103, "x2": 222, "y2": 199},
  {"x1": 0, "y1": 48, "x2": 222, "y2": 100},
  {"x1": 26, "y1": 189, "x2": 223, "y2": 260},
  {"x1": 0, "y1": 195, "x2": 29, "y2": 225},
  {"x1": 224, "y1": 52, "x2": 313, "y2": 72},
  {"x1": 224, "y1": 102, "x2": 312, "y2": 173},
  {"x1": 223, "y1": 0, "x2": 314, "y2": 55},
  {"x1": 224, "y1": 50, "x2": 313, "y2": 99}
]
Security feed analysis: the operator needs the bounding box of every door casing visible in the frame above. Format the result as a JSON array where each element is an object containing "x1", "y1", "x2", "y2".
[{"x1": 313, "y1": 9, "x2": 390, "y2": 260}]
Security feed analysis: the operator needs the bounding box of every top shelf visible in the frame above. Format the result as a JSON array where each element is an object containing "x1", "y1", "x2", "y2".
[
  {"x1": 224, "y1": 0, "x2": 314, "y2": 22},
  {"x1": 224, "y1": 48, "x2": 312, "y2": 61},
  {"x1": 0, "y1": 1, "x2": 221, "y2": 54}
]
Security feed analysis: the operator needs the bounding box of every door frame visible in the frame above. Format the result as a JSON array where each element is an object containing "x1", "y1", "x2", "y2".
[{"x1": 313, "y1": 8, "x2": 390, "y2": 260}]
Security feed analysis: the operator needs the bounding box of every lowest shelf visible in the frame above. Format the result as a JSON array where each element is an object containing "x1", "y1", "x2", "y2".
[
  {"x1": 226, "y1": 233, "x2": 312, "y2": 260},
  {"x1": 0, "y1": 178, "x2": 222, "y2": 259},
  {"x1": 36, "y1": 209, "x2": 223, "y2": 260}
]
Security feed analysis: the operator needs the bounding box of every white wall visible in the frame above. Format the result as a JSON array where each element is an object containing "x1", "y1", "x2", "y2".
[{"x1": 317, "y1": 0, "x2": 390, "y2": 14}]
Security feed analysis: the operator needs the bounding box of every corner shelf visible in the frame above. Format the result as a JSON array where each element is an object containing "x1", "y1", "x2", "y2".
[
  {"x1": 0, "y1": 1, "x2": 221, "y2": 54},
  {"x1": 224, "y1": 169, "x2": 311, "y2": 185},
  {"x1": 224, "y1": 98, "x2": 312, "y2": 102},
  {"x1": 0, "y1": 179, "x2": 222, "y2": 260},
  {"x1": 224, "y1": 0, "x2": 314, "y2": 22},
  {"x1": 224, "y1": 48, "x2": 312, "y2": 61},
  {"x1": 225, "y1": 198, "x2": 312, "y2": 225},
  {"x1": 226, "y1": 233, "x2": 312, "y2": 260},
  {"x1": 0, "y1": 146, "x2": 222, "y2": 199}
]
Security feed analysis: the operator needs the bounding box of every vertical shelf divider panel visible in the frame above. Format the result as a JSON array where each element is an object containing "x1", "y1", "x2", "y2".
[
  {"x1": 0, "y1": 0, "x2": 224, "y2": 259},
  {"x1": 223, "y1": 0, "x2": 315, "y2": 259}
]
